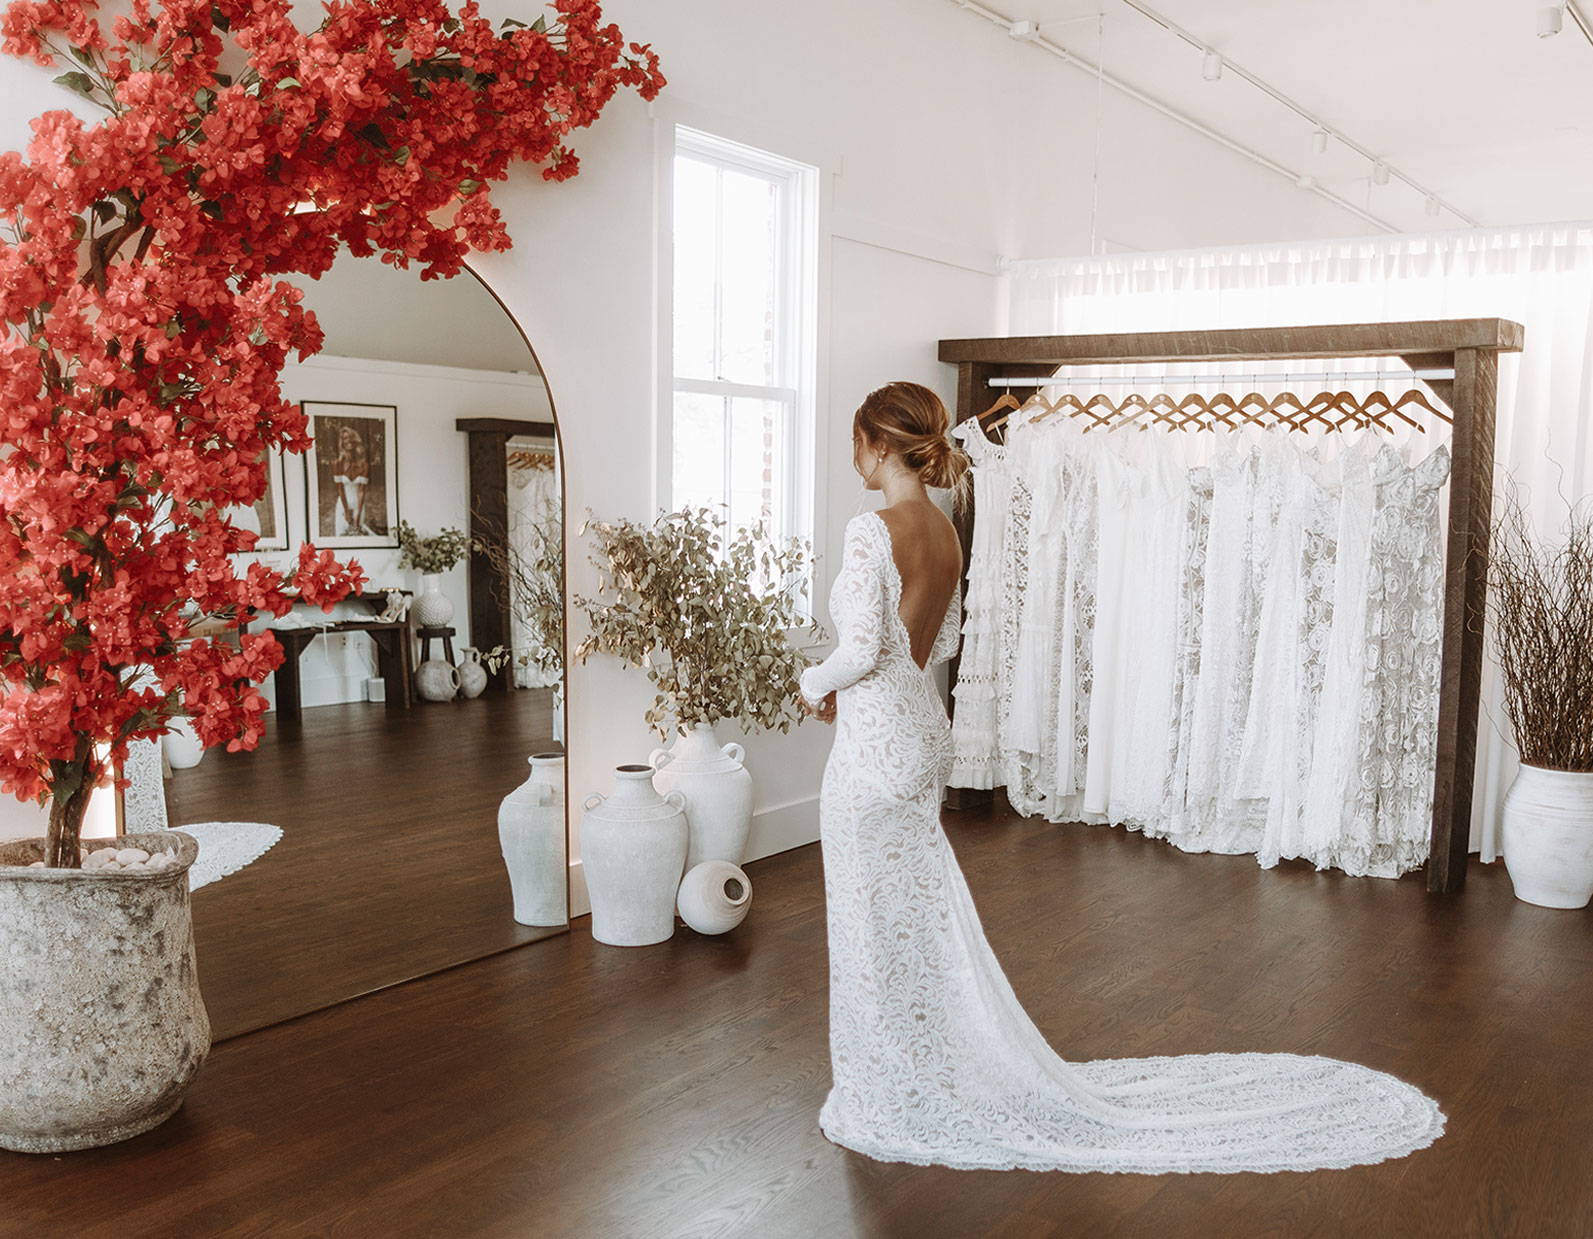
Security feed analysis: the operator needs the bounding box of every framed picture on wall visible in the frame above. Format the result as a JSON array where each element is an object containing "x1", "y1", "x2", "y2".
[
  {"x1": 303, "y1": 401, "x2": 400, "y2": 548},
  {"x1": 229, "y1": 448, "x2": 290, "y2": 552}
]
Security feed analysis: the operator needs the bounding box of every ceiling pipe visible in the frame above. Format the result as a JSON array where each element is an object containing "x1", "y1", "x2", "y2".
[
  {"x1": 1113, "y1": 0, "x2": 1480, "y2": 227},
  {"x1": 948, "y1": 2, "x2": 1399, "y2": 232}
]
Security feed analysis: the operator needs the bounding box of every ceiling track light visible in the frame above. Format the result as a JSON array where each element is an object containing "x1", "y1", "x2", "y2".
[
  {"x1": 1371, "y1": 162, "x2": 1391, "y2": 186},
  {"x1": 1425, "y1": 195, "x2": 1442, "y2": 217},
  {"x1": 1201, "y1": 49, "x2": 1222, "y2": 80},
  {"x1": 1311, "y1": 128, "x2": 1329, "y2": 156},
  {"x1": 1008, "y1": 18, "x2": 1040, "y2": 40},
  {"x1": 1540, "y1": 5, "x2": 1565, "y2": 36},
  {"x1": 1296, "y1": 173, "x2": 1316, "y2": 190}
]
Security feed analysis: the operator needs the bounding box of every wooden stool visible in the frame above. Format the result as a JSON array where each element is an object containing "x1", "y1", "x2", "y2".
[{"x1": 416, "y1": 625, "x2": 457, "y2": 668}]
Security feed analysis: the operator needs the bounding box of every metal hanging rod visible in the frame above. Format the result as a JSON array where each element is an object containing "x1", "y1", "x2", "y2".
[{"x1": 987, "y1": 368, "x2": 1454, "y2": 388}]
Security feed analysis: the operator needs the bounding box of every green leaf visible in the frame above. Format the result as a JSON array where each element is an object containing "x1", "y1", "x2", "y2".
[
  {"x1": 532, "y1": 14, "x2": 547, "y2": 32},
  {"x1": 392, "y1": 145, "x2": 411, "y2": 166},
  {"x1": 157, "y1": 153, "x2": 183, "y2": 175},
  {"x1": 457, "y1": 179, "x2": 481, "y2": 196},
  {"x1": 275, "y1": 77, "x2": 301, "y2": 90},
  {"x1": 53, "y1": 71, "x2": 96, "y2": 98},
  {"x1": 211, "y1": 6, "x2": 231, "y2": 31}
]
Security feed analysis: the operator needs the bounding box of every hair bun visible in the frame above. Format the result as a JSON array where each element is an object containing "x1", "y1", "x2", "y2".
[{"x1": 908, "y1": 433, "x2": 970, "y2": 492}]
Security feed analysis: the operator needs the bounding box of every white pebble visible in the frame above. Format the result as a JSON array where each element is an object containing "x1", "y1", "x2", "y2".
[
  {"x1": 27, "y1": 860, "x2": 44, "y2": 868},
  {"x1": 115, "y1": 848, "x2": 150, "y2": 865}
]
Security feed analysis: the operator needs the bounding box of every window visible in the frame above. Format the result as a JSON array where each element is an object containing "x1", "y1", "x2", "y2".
[{"x1": 669, "y1": 127, "x2": 817, "y2": 546}]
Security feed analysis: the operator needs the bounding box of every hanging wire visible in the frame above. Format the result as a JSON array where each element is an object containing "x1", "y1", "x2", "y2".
[{"x1": 1089, "y1": 11, "x2": 1106, "y2": 255}]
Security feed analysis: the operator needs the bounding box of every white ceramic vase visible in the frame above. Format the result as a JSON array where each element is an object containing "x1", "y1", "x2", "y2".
[
  {"x1": 415, "y1": 659, "x2": 459, "y2": 703},
  {"x1": 0, "y1": 832, "x2": 209, "y2": 1152},
  {"x1": 412, "y1": 573, "x2": 455, "y2": 628},
  {"x1": 677, "y1": 861, "x2": 753, "y2": 935},
  {"x1": 1502, "y1": 764, "x2": 1593, "y2": 909},
  {"x1": 161, "y1": 716, "x2": 204, "y2": 770},
  {"x1": 498, "y1": 753, "x2": 567, "y2": 927},
  {"x1": 458, "y1": 648, "x2": 488, "y2": 699},
  {"x1": 580, "y1": 765, "x2": 689, "y2": 947},
  {"x1": 650, "y1": 723, "x2": 754, "y2": 869}
]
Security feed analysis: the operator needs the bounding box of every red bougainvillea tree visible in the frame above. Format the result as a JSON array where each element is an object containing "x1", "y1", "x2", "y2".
[{"x1": 0, "y1": 0, "x2": 663, "y2": 865}]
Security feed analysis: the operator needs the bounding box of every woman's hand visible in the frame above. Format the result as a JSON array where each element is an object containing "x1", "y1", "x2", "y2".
[{"x1": 801, "y1": 691, "x2": 837, "y2": 724}]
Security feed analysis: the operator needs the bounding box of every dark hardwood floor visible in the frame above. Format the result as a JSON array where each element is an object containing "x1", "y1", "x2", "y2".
[
  {"x1": 167, "y1": 690, "x2": 565, "y2": 1040},
  {"x1": 3, "y1": 805, "x2": 1589, "y2": 1238}
]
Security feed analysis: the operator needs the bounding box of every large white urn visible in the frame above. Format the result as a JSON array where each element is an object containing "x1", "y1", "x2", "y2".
[
  {"x1": 650, "y1": 723, "x2": 754, "y2": 870},
  {"x1": 498, "y1": 753, "x2": 567, "y2": 927},
  {"x1": 579, "y1": 765, "x2": 688, "y2": 947},
  {"x1": 0, "y1": 832, "x2": 210, "y2": 1153},
  {"x1": 1502, "y1": 764, "x2": 1593, "y2": 909}
]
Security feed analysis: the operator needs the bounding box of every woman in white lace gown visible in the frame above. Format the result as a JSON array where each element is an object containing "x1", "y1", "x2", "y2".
[{"x1": 798, "y1": 382, "x2": 1444, "y2": 1174}]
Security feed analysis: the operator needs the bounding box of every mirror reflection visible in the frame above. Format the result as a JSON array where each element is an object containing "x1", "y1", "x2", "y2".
[{"x1": 125, "y1": 251, "x2": 567, "y2": 1040}]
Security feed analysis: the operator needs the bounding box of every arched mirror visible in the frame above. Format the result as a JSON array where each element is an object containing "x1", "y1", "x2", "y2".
[{"x1": 127, "y1": 252, "x2": 567, "y2": 1041}]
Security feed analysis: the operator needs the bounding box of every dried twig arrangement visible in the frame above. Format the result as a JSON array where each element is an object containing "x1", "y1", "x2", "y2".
[{"x1": 1488, "y1": 494, "x2": 1593, "y2": 771}]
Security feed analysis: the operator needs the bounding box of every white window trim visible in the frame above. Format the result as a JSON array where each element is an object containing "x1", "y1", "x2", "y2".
[{"x1": 652, "y1": 102, "x2": 831, "y2": 641}]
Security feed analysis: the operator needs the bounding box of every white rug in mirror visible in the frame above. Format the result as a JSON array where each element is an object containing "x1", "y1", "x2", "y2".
[{"x1": 175, "y1": 822, "x2": 284, "y2": 892}]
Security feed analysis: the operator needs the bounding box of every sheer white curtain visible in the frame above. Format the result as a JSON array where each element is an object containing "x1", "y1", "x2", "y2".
[{"x1": 1008, "y1": 222, "x2": 1593, "y2": 861}]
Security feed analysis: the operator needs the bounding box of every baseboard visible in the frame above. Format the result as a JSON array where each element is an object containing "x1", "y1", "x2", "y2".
[{"x1": 567, "y1": 794, "x2": 819, "y2": 920}]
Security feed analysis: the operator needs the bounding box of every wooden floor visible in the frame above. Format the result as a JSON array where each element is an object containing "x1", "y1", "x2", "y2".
[
  {"x1": 167, "y1": 690, "x2": 565, "y2": 1040},
  {"x1": 3, "y1": 806, "x2": 1589, "y2": 1238}
]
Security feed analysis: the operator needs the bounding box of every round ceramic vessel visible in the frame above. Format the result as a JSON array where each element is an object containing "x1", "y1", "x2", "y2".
[
  {"x1": 161, "y1": 716, "x2": 205, "y2": 770},
  {"x1": 650, "y1": 723, "x2": 754, "y2": 869},
  {"x1": 458, "y1": 650, "x2": 488, "y2": 700},
  {"x1": 412, "y1": 573, "x2": 455, "y2": 628},
  {"x1": 1502, "y1": 764, "x2": 1593, "y2": 909},
  {"x1": 0, "y1": 831, "x2": 211, "y2": 1153},
  {"x1": 580, "y1": 766, "x2": 688, "y2": 947},
  {"x1": 499, "y1": 753, "x2": 567, "y2": 927},
  {"x1": 677, "y1": 861, "x2": 753, "y2": 935},
  {"x1": 415, "y1": 658, "x2": 460, "y2": 702}
]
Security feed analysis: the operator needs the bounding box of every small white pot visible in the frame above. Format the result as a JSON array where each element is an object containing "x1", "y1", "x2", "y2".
[
  {"x1": 1502, "y1": 764, "x2": 1593, "y2": 909},
  {"x1": 458, "y1": 648, "x2": 488, "y2": 699},
  {"x1": 161, "y1": 717, "x2": 204, "y2": 770},
  {"x1": 677, "y1": 861, "x2": 752, "y2": 935},
  {"x1": 498, "y1": 754, "x2": 566, "y2": 927},
  {"x1": 650, "y1": 723, "x2": 754, "y2": 869},
  {"x1": 412, "y1": 573, "x2": 455, "y2": 628},
  {"x1": 580, "y1": 766, "x2": 688, "y2": 947}
]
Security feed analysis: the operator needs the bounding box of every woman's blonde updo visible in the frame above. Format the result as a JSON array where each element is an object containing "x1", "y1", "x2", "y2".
[{"x1": 853, "y1": 381, "x2": 972, "y2": 500}]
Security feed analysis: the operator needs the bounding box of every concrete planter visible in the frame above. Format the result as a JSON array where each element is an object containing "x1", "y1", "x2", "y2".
[{"x1": 0, "y1": 831, "x2": 210, "y2": 1153}]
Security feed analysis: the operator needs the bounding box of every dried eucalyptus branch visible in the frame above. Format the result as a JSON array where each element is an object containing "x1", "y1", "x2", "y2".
[
  {"x1": 573, "y1": 508, "x2": 824, "y2": 738},
  {"x1": 471, "y1": 514, "x2": 565, "y2": 684},
  {"x1": 1488, "y1": 492, "x2": 1593, "y2": 772}
]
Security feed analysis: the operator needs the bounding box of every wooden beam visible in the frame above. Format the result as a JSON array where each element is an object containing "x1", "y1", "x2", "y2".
[
  {"x1": 462, "y1": 428, "x2": 514, "y2": 692},
  {"x1": 939, "y1": 319, "x2": 1524, "y2": 366},
  {"x1": 1427, "y1": 347, "x2": 1497, "y2": 893},
  {"x1": 455, "y1": 418, "x2": 556, "y2": 438}
]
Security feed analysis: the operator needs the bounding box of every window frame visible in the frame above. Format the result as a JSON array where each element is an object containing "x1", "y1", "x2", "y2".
[{"x1": 659, "y1": 123, "x2": 820, "y2": 556}]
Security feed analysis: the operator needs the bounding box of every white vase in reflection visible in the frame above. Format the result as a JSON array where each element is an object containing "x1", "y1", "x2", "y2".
[
  {"x1": 412, "y1": 573, "x2": 454, "y2": 628},
  {"x1": 498, "y1": 753, "x2": 567, "y2": 927}
]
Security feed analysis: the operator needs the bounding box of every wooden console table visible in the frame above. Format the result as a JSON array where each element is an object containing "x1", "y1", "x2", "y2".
[{"x1": 271, "y1": 621, "x2": 414, "y2": 724}]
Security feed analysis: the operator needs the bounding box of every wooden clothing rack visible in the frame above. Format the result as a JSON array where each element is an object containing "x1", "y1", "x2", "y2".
[{"x1": 938, "y1": 319, "x2": 1526, "y2": 894}]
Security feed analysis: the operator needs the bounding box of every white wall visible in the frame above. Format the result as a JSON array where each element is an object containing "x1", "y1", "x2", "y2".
[{"x1": 0, "y1": 0, "x2": 1357, "y2": 878}]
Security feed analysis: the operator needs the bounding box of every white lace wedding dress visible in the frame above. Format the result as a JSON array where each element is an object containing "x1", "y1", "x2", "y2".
[{"x1": 799, "y1": 510, "x2": 1445, "y2": 1174}]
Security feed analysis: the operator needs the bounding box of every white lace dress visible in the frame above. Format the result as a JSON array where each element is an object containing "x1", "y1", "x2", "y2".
[{"x1": 800, "y1": 510, "x2": 1445, "y2": 1174}]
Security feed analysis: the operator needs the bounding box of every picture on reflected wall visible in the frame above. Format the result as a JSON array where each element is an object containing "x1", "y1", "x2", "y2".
[
  {"x1": 303, "y1": 402, "x2": 399, "y2": 548},
  {"x1": 226, "y1": 448, "x2": 289, "y2": 552}
]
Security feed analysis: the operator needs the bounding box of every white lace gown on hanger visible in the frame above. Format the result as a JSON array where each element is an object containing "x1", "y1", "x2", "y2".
[{"x1": 800, "y1": 509, "x2": 1444, "y2": 1174}]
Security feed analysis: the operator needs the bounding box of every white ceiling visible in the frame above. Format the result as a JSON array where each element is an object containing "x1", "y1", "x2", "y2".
[
  {"x1": 980, "y1": 0, "x2": 1593, "y2": 234},
  {"x1": 295, "y1": 249, "x2": 540, "y2": 374}
]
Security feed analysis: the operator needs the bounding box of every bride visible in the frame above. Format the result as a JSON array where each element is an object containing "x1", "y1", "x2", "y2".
[{"x1": 796, "y1": 380, "x2": 1444, "y2": 1174}]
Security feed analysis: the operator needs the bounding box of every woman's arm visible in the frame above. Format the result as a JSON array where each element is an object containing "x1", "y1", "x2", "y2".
[{"x1": 799, "y1": 516, "x2": 887, "y2": 706}]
